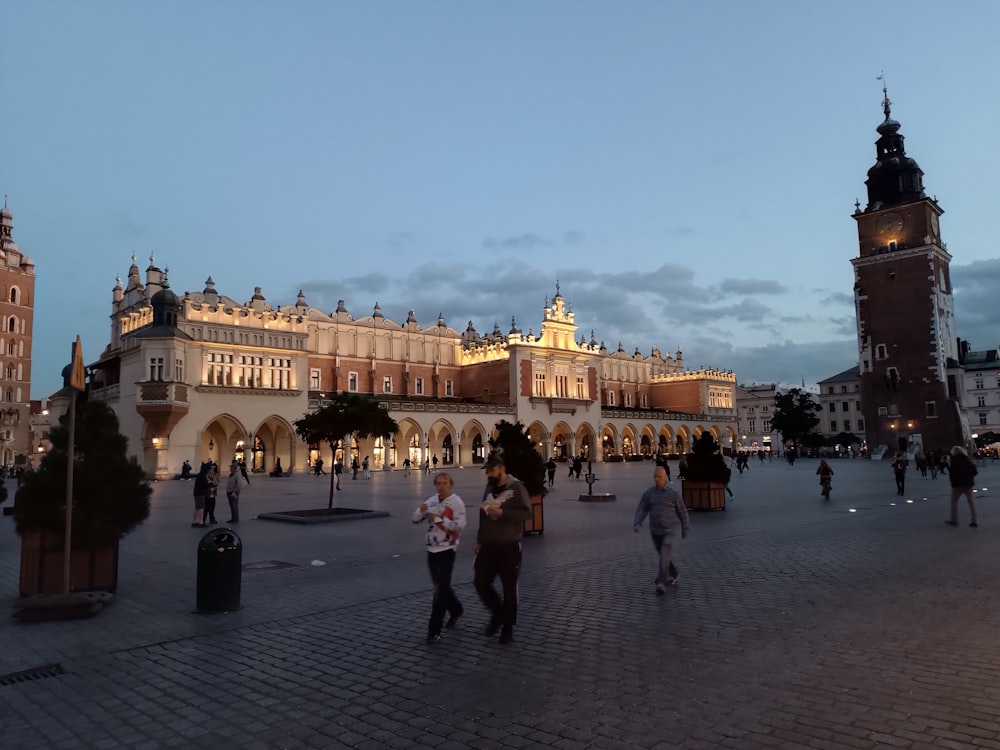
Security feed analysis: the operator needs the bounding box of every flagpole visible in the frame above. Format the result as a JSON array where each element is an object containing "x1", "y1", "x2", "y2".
[
  {"x1": 62, "y1": 389, "x2": 76, "y2": 594},
  {"x1": 63, "y1": 336, "x2": 86, "y2": 595}
]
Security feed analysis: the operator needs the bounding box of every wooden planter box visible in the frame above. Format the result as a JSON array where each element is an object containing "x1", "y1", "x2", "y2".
[
  {"x1": 681, "y1": 480, "x2": 727, "y2": 512},
  {"x1": 523, "y1": 494, "x2": 544, "y2": 535},
  {"x1": 19, "y1": 532, "x2": 120, "y2": 596}
]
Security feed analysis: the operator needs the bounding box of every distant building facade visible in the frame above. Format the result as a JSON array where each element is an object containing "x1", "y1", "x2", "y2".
[
  {"x1": 88, "y1": 262, "x2": 739, "y2": 478},
  {"x1": 0, "y1": 201, "x2": 36, "y2": 466},
  {"x1": 960, "y1": 344, "x2": 1000, "y2": 437},
  {"x1": 734, "y1": 384, "x2": 781, "y2": 452},
  {"x1": 850, "y1": 88, "x2": 968, "y2": 454},
  {"x1": 816, "y1": 367, "x2": 865, "y2": 442}
]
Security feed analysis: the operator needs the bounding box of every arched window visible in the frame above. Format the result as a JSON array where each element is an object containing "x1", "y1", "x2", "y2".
[
  {"x1": 6, "y1": 316, "x2": 15, "y2": 333},
  {"x1": 8, "y1": 287, "x2": 18, "y2": 305},
  {"x1": 6, "y1": 342, "x2": 14, "y2": 356}
]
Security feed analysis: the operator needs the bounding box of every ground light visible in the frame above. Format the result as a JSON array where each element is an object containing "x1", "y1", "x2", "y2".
[
  {"x1": 907, "y1": 499, "x2": 914, "y2": 504},
  {"x1": 849, "y1": 508, "x2": 857, "y2": 513}
]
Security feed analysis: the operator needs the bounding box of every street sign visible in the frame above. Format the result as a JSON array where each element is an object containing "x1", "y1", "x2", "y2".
[{"x1": 70, "y1": 336, "x2": 85, "y2": 392}]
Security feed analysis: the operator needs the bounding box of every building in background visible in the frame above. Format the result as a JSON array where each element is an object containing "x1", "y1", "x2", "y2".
[
  {"x1": 850, "y1": 88, "x2": 968, "y2": 455},
  {"x1": 816, "y1": 367, "x2": 865, "y2": 447},
  {"x1": 28, "y1": 398, "x2": 51, "y2": 467},
  {"x1": 87, "y1": 262, "x2": 738, "y2": 478},
  {"x1": 0, "y1": 200, "x2": 36, "y2": 467},
  {"x1": 959, "y1": 343, "x2": 1000, "y2": 439},
  {"x1": 734, "y1": 383, "x2": 781, "y2": 452}
]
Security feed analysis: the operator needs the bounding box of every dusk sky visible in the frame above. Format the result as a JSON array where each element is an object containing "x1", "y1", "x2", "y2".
[{"x1": 4, "y1": 1, "x2": 1000, "y2": 399}]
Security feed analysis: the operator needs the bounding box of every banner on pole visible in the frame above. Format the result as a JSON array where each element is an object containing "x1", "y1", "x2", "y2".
[{"x1": 70, "y1": 336, "x2": 86, "y2": 392}]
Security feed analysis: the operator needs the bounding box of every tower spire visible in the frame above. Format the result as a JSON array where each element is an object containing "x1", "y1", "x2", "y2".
[{"x1": 877, "y1": 72, "x2": 891, "y2": 119}]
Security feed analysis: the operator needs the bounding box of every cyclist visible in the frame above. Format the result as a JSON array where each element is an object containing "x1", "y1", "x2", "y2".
[{"x1": 816, "y1": 459, "x2": 834, "y2": 498}]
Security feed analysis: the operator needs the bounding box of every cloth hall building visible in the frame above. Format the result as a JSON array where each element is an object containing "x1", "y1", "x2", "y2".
[{"x1": 88, "y1": 260, "x2": 737, "y2": 478}]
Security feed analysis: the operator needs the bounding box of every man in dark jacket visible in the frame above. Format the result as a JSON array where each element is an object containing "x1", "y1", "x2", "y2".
[
  {"x1": 475, "y1": 455, "x2": 533, "y2": 644},
  {"x1": 946, "y1": 445, "x2": 979, "y2": 527}
]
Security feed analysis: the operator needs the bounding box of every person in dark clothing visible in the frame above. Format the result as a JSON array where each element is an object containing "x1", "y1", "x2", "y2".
[
  {"x1": 945, "y1": 446, "x2": 979, "y2": 527},
  {"x1": 181, "y1": 460, "x2": 192, "y2": 479},
  {"x1": 475, "y1": 455, "x2": 533, "y2": 644},
  {"x1": 239, "y1": 459, "x2": 251, "y2": 484},
  {"x1": 891, "y1": 453, "x2": 907, "y2": 496},
  {"x1": 351, "y1": 456, "x2": 359, "y2": 479},
  {"x1": 545, "y1": 457, "x2": 557, "y2": 487},
  {"x1": 191, "y1": 462, "x2": 210, "y2": 527}
]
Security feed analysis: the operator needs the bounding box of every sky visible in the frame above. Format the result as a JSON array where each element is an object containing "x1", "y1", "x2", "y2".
[{"x1": 4, "y1": 0, "x2": 1000, "y2": 399}]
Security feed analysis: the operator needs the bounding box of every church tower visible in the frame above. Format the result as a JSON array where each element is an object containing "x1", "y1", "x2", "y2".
[{"x1": 851, "y1": 85, "x2": 968, "y2": 454}]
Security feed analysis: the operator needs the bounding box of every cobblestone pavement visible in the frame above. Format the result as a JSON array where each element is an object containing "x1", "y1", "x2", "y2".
[{"x1": 2, "y1": 458, "x2": 999, "y2": 749}]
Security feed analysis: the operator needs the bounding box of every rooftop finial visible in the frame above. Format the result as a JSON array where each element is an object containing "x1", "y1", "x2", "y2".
[
  {"x1": 877, "y1": 71, "x2": 891, "y2": 118},
  {"x1": 554, "y1": 279, "x2": 562, "y2": 298}
]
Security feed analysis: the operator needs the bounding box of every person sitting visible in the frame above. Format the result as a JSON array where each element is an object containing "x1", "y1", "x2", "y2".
[{"x1": 270, "y1": 458, "x2": 284, "y2": 477}]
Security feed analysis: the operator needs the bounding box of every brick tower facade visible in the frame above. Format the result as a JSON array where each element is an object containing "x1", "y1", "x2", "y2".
[
  {"x1": 0, "y1": 199, "x2": 37, "y2": 466},
  {"x1": 851, "y1": 87, "x2": 968, "y2": 455}
]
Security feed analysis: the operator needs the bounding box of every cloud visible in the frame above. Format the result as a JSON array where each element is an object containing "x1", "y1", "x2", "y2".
[
  {"x1": 386, "y1": 232, "x2": 415, "y2": 250},
  {"x1": 718, "y1": 278, "x2": 788, "y2": 295},
  {"x1": 953, "y1": 259, "x2": 1000, "y2": 348},
  {"x1": 483, "y1": 233, "x2": 553, "y2": 250},
  {"x1": 563, "y1": 230, "x2": 585, "y2": 245},
  {"x1": 819, "y1": 291, "x2": 854, "y2": 306},
  {"x1": 675, "y1": 226, "x2": 696, "y2": 235}
]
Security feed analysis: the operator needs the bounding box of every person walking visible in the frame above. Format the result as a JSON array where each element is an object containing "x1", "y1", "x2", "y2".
[
  {"x1": 314, "y1": 458, "x2": 325, "y2": 476},
  {"x1": 891, "y1": 453, "x2": 907, "y2": 496},
  {"x1": 945, "y1": 446, "x2": 979, "y2": 527},
  {"x1": 362, "y1": 456, "x2": 371, "y2": 480},
  {"x1": 475, "y1": 455, "x2": 533, "y2": 644},
  {"x1": 432, "y1": 454, "x2": 439, "y2": 470},
  {"x1": 412, "y1": 472, "x2": 467, "y2": 645},
  {"x1": 351, "y1": 456, "x2": 359, "y2": 480},
  {"x1": 334, "y1": 459, "x2": 343, "y2": 490},
  {"x1": 239, "y1": 459, "x2": 251, "y2": 485},
  {"x1": 545, "y1": 457, "x2": 557, "y2": 488},
  {"x1": 423, "y1": 457, "x2": 431, "y2": 475},
  {"x1": 634, "y1": 466, "x2": 689, "y2": 595},
  {"x1": 226, "y1": 461, "x2": 245, "y2": 522},
  {"x1": 403, "y1": 457, "x2": 412, "y2": 476}
]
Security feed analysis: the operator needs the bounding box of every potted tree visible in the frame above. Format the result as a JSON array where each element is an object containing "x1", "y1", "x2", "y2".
[
  {"x1": 280, "y1": 392, "x2": 399, "y2": 521},
  {"x1": 681, "y1": 432, "x2": 732, "y2": 511},
  {"x1": 14, "y1": 397, "x2": 151, "y2": 595},
  {"x1": 488, "y1": 420, "x2": 547, "y2": 534}
]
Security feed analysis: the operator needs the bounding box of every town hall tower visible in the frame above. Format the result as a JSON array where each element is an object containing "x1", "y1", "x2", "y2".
[{"x1": 851, "y1": 86, "x2": 968, "y2": 454}]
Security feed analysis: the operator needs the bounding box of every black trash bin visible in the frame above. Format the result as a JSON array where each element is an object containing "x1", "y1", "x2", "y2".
[{"x1": 197, "y1": 529, "x2": 242, "y2": 613}]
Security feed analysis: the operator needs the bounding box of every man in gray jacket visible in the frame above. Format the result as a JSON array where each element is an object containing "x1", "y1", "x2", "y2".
[
  {"x1": 476, "y1": 454, "x2": 533, "y2": 644},
  {"x1": 634, "y1": 466, "x2": 690, "y2": 595}
]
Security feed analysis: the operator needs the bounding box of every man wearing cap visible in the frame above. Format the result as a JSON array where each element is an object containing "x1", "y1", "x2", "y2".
[{"x1": 476, "y1": 454, "x2": 533, "y2": 644}]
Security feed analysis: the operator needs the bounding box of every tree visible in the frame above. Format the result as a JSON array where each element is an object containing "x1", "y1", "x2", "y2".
[
  {"x1": 487, "y1": 420, "x2": 546, "y2": 498},
  {"x1": 15, "y1": 398, "x2": 151, "y2": 547},
  {"x1": 293, "y1": 392, "x2": 399, "y2": 509},
  {"x1": 770, "y1": 388, "x2": 822, "y2": 446},
  {"x1": 832, "y1": 431, "x2": 860, "y2": 448},
  {"x1": 974, "y1": 431, "x2": 1000, "y2": 449},
  {"x1": 683, "y1": 432, "x2": 732, "y2": 484}
]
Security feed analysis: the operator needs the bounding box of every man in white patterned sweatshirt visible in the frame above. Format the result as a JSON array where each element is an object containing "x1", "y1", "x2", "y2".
[
  {"x1": 413, "y1": 472, "x2": 467, "y2": 645},
  {"x1": 634, "y1": 466, "x2": 690, "y2": 595}
]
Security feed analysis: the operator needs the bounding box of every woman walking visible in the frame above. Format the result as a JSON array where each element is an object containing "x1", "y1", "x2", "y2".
[
  {"x1": 412, "y1": 472, "x2": 467, "y2": 645},
  {"x1": 945, "y1": 446, "x2": 979, "y2": 528}
]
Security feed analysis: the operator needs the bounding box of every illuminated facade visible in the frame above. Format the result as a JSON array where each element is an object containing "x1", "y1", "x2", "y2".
[
  {"x1": 0, "y1": 201, "x2": 36, "y2": 466},
  {"x1": 91, "y1": 261, "x2": 738, "y2": 478}
]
